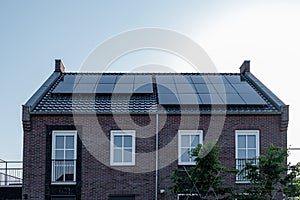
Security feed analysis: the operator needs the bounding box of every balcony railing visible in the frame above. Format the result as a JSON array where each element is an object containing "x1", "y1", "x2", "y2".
[
  {"x1": 52, "y1": 159, "x2": 76, "y2": 183},
  {"x1": 0, "y1": 159, "x2": 22, "y2": 186},
  {"x1": 236, "y1": 158, "x2": 258, "y2": 182}
]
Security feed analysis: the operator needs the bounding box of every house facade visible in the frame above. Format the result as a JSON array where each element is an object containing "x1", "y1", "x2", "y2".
[{"x1": 22, "y1": 60, "x2": 288, "y2": 200}]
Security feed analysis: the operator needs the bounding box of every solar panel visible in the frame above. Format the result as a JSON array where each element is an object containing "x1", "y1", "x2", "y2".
[
  {"x1": 173, "y1": 75, "x2": 192, "y2": 84},
  {"x1": 52, "y1": 83, "x2": 75, "y2": 93},
  {"x1": 95, "y1": 84, "x2": 115, "y2": 93},
  {"x1": 61, "y1": 75, "x2": 81, "y2": 83},
  {"x1": 73, "y1": 84, "x2": 96, "y2": 93},
  {"x1": 206, "y1": 75, "x2": 229, "y2": 84},
  {"x1": 78, "y1": 75, "x2": 100, "y2": 84},
  {"x1": 134, "y1": 83, "x2": 153, "y2": 93},
  {"x1": 193, "y1": 84, "x2": 217, "y2": 94},
  {"x1": 224, "y1": 75, "x2": 247, "y2": 84},
  {"x1": 113, "y1": 84, "x2": 133, "y2": 93},
  {"x1": 239, "y1": 93, "x2": 267, "y2": 105},
  {"x1": 175, "y1": 84, "x2": 196, "y2": 94},
  {"x1": 178, "y1": 94, "x2": 202, "y2": 104},
  {"x1": 198, "y1": 94, "x2": 223, "y2": 105},
  {"x1": 98, "y1": 75, "x2": 117, "y2": 84},
  {"x1": 156, "y1": 75, "x2": 174, "y2": 83},
  {"x1": 219, "y1": 93, "x2": 246, "y2": 105},
  {"x1": 213, "y1": 84, "x2": 237, "y2": 94},
  {"x1": 231, "y1": 84, "x2": 256, "y2": 93},
  {"x1": 117, "y1": 75, "x2": 135, "y2": 84},
  {"x1": 157, "y1": 84, "x2": 177, "y2": 94},
  {"x1": 157, "y1": 93, "x2": 180, "y2": 105},
  {"x1": 134, "y1": 75, "x2": 152, "y2": 83},
  {"x1": 191, "y1": 76, "x2": 206, "y2": 84}
]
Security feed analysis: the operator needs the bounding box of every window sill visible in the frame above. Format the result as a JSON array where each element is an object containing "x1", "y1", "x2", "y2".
[
  {"x1": 178, "y1": 162, "x2": 196, "y2": 166},
  {"x1": 235, "y1": 181, "x2": 250, "y2": 184},
  {"x1": 110, "y1": 163, "x2": 135, "y2": 167},
  {"x1": 51, "y1": 181, "x2": 76, "y2": 185}
]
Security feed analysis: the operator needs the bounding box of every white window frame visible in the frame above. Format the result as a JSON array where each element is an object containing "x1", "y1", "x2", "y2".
[
  {"x1": 110, "y1": 130, "x2": 136, "y2": 166},
  {"x1": 178, "y1": 130, "x2": 203, "y2": 165},
  {"x1": 235, "y1": 130, "x2": 259, "y2": 183},
  {"x1": 51, "y1": 130, "x2": 77, "y2": 184},
  {"x1": 235, "y1": 130, "x2": 260, "y2": 159}
]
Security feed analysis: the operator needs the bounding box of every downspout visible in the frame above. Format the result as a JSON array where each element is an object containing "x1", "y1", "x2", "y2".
[{"x1": 155, "y1": 113, "x2": 159, "y2": 200}]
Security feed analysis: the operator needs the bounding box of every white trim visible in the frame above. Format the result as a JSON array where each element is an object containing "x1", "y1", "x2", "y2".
[
  {"x1": 51, "y1": 130, "x2": 77, "y2": 184},
  {"x1": 110, "y1": 130, "x2": 136, "y2": 166},
  {"x1": 178, "y1": 130, "x2": 203, "y2": 165}
]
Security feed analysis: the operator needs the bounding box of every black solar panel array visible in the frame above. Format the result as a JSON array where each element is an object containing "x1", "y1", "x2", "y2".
[
  {"x1": 156, "y1": 75, "x2": 267, "y2": 105},
  {"x1": 52, "y1": 74, "x2": 267, "y2": 106},
  {"x1": 52, "y1": 74, "x2": 153, "y2": 94}
]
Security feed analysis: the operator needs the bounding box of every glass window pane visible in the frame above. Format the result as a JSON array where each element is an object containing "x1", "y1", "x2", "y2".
[
  {"x1": 66, "y1": 136, "x2": 74, "y2": 149},
  {"x1": 248, "y1": 149, "x2": 257, "y2": 159},
  {"x1": 248, "y1": 135, "x2": 256, "y2": 148},
  {"x1": 238, "y1": 150, "x2": 246, "y2": 159},
  {"x1": 55, "y1": 150, "x2": 64, "y2": 159},
  {"x1": 124, "y1": 136, "x2": 132, "y2": 147},
  {"x1": 113, "y1": 149, "x2": 122, "y2": 162},
  {"x1": 191, "y1": 135, "x2": 200, "y2": 147},
  {"x1": 238, "y1": 135, "x2": 246, "y2": 148},
  {"x1": 181, "y1": 148, "x2": 190, "y2": 162},
  {"x1": 66, "y1": 150, "x2": 74, "y2": 159},
  {"x1": 181, "y1": 135, "x2": 190, "y2": 147},
  {"x1": 56, "y1": 136, "x2": 64, "y2": 149},
  {"x1": 123, "y1": 149, "x2": 132, "y2": 162},
  {"x1": 114, "y1": 136, "x2": 122, "y2": 147}
]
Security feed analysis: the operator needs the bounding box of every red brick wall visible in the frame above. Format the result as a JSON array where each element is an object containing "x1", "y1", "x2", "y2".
[{"x1": 22, "y1": 114, "x2": 286, "y2": 200}]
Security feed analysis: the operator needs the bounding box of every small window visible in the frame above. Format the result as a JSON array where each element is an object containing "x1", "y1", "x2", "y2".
[
  {"x1": 52, "y1": 131, "x2": 77, "y2": 184},
  {"x1": 178, "y1": 130, "x2": 203, "y2": 165},
  {"x1": 235, "y1": 130, "x2": 259, "y2": 182},
  {"x1": 110, "y1": 130, "x2": 135, "y2": 166}
]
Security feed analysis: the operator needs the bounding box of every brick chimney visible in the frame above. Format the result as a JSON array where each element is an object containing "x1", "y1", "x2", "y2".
[
  {"x1": 55, "y1": 59, "x2": 65, "y2": 73},
  {"x1": 240, "y1": 60, "x2": 250, "y2": 74}
]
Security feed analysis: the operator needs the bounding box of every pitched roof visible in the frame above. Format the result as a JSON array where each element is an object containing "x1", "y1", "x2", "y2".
[{"x1": 24, "y1": 60, "x2": 286, "y2": 115}]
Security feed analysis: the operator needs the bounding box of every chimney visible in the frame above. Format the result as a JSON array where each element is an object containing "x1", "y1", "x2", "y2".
[
  {"x1": 55, "y1": 59, "x2": 65, "y2": 73},
  {"x1": 240, "y1": 60, "x2": 250, "y2": 74}
]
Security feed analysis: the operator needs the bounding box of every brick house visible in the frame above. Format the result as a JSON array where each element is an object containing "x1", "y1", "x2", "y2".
[{"x1": 22, "y1": 60, "x2": 288, "y2": 200}]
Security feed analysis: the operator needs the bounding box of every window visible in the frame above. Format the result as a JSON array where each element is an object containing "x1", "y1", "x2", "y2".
[
  {"x1": 235, "y1": 130, "x2": 259, "y2": 182},
  {"x1": 52, "y1": 131, "x2": 77, "y2": 183},
  {"x1": 178, "y1": 130, "x2": 203, "y2": 165},
  {"x1": 110, "y1": 130, "x2": 135, "y2": 166}
]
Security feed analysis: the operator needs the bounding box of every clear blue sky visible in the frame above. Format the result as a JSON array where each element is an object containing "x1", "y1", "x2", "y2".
[{"x1": 1, "y1": 0, "x2": 300, "y2": 163}]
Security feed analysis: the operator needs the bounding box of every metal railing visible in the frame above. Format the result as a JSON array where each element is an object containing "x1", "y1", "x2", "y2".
[
  {"x1": 52, "y1": 159, "x2": 76, "y2": 182},
  {"x1": 236, "y1": 158, "x2": 258, "y2": 182},
  {"x1": 0, "y1": 159, "x2": 22, "y2": 186}
]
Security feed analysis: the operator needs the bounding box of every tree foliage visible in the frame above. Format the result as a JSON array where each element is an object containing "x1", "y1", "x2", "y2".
[
  {"x1": 238, "y1": 144, "x2": 300, "y2": 200},
  {"x1": 170, "y1": 144, "x2": 234, "y2": 200},
  {"x1": 170, "y1": 144, "x2": 300, "y2": 200}
]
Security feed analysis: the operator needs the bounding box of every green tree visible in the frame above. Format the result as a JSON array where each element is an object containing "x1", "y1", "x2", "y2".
[
  {"x1": 238, "y1": 144, "x2": 300, "y2": 200},
  {"x1": 170, "y1": 144, "x2": 234, "y2": 200}
]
